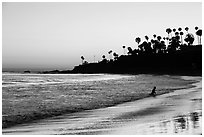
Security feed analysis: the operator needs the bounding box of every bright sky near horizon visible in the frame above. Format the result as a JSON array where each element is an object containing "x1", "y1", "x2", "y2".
[{"x1": 2, "y1": 2, "x2": 202, "y2": 71}]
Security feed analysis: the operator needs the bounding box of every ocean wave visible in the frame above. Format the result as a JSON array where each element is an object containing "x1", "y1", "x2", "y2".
[
  {"x1": 2, "y1": 74, "x2": 195, "y2": 129},
  {"x1": 2, "y1": 73, "x2": 133, "y2": 87}
]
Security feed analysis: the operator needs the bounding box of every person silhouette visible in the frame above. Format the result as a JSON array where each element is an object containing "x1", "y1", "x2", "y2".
[{"x1": 150, "y1": 86, "x2": 156, "y2": 97}]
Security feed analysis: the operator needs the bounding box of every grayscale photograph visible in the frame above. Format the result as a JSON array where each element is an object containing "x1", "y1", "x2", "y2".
[{"x1": 2, "y1": 2, "x2": 202, "y2": 135}]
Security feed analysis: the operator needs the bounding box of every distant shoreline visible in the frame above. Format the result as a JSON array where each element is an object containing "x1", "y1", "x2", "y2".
[{"x1": 2, "y1": 70, "x2": 202, "y2": 77}]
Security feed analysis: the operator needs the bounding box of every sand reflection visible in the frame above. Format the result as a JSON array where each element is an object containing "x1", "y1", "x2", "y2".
[{"x1": 143, "y1": 111, "x2": 202, "y2": 134}]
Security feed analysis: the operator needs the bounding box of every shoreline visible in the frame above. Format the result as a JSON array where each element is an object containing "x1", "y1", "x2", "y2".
[
  {"x1": 3, "y1": 70, "x2": 202, "y2": 77},
  {"x1": 2, "y1": 75, "x2": 201, "y2": 135},
  {"x1": 2, "y1": 74, "x2": 194, "y2": 129},
  {"x1": 107, "y1": 76, "x2": 202, "y2": 135}
]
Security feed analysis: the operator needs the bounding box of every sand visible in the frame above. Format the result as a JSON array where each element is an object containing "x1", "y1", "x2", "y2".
[{"x1": 2, "y1": 76, "x2": 202, "y2": 135}]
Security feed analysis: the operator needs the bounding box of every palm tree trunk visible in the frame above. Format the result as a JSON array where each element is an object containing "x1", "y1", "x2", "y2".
[
  {"x1": 200, "y1": 36, "x2": 202, "y2": 45},
  {"x1": 181, "y1": 35, "x2": 183, "y2": 45},
  {"x1": 123, "y1": 49, "x2": 126, "y2": 55},
  {"x1": 109, "y1": 54, "x2": 112, "y2": 60},
  {"x1": 167, "y1": 34, "x2": 170, "y2": 46}
]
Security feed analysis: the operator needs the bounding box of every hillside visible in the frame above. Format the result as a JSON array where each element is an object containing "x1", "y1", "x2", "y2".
[{"x1": 72, "y1": 45, "x2": 202, "y2": 76}]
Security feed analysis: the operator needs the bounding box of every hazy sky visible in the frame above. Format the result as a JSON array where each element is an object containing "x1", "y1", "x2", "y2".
[{"x1": 2, "y1": 2, "x2": 202, "y2": 71}]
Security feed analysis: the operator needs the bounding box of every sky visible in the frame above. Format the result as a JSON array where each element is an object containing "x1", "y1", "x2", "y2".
[{"x1": 2, "y1": 2, "x2": 202, "y2": 71}]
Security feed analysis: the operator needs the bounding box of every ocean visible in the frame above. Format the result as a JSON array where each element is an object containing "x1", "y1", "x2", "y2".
[{"x1": 2, "y1": 73, "x2": 194, "y2": 129}]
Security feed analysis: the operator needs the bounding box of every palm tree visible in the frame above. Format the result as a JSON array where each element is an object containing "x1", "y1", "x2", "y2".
[
  {"x1": 135, "y1": 37, "x2": 141, "y2": 44},
  {"x1": 184, "y1": 33, "x2": 195, "y2": 46},
  {"x1": 166, "y1": 28, "x2": 172, "y2": 39},
  {"x1": 195, "y1": 27, "x2": 199, "y2": 45},
  {"x1": 138, "y1": 43, "x2": 144, "y2": 52},
  {"x1": 185, "y1": 27, "x2": 189, "y2": 33},
  {"x1": 178, "y1": 27, "x2": 182, "y2": 32},
  {"x1": 102, "y1": 55, "x2": 106, "y2": 59},
  {"x1": 153, "y1": 34, "x2": 156, "y2": 39},
  {"x1": 160, "y1": 41, "x2": 166, "y2": 52},
  {"x1": 113, "y1": 52, "x2": 119, "y2": 60},
  {"x1": 101, "y1": 55, "x2": 107, "y2": 63},
  {"x1": 145, "y1": 35, "x2": 149, "y2": 42},
  {"x1": 108, "y1": 50, "x2": 113, "y2": 60},
  {"x1": 127, "y1": 47, "x2": 133, "y2": 55},
  {"x1": 196, "y1": 29, "x2": 202, "y2": 45},
  {"x1": 180, "y1": 32, "x2": 184, "y2": 45},
  {"x1": 122, "y1": 45, "x2": 126, "y2": 55},
  {"x1": 81, "y1": 56, "x2": 85, "y2": 65},
  {"x1": 168, "y1": 36, "x2": 180, "y2": 52},
  {"x1": 175, "y1": 32, "x2": 179, "y2": 36},
  {"x1": 135, "y1": 37, "x2": 141, "y2": 49},
  {"x1": 165, "y1": 37, "x2": 169, "y2": 46},
  {"x1": 172, "y1": 28, "x2": 176, "y2": 37},
  {"x1": 157, "y1": 36, "x2": 161, "y2": 42}
]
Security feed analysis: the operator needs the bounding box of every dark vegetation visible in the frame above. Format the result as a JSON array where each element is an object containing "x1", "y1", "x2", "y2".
[{"x1": 43, "y1": 27, "x2": 202, "y2": 76}]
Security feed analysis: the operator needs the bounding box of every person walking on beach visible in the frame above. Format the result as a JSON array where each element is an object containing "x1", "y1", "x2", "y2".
[{"x1": 150, "y1": 86, "x2": 156, "y2": 97}]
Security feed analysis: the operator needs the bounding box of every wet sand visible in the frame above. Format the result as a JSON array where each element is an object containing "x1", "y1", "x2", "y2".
[{"x1": 2, "y1": 76, "x2": 202, "y2": 135}]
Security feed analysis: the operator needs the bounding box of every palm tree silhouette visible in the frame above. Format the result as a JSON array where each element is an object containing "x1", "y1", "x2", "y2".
[
  {"x1": 165, "y1": 37, "x2": 169, "y2": 46},
  {"x1": 168, "y1": 36, "x2": 180, "y2": 52},
  {"x1": 102, "y1": 55, "x2": 106, "y2": 60},
  {"x1": 166, "y1": 28, "x2": 172, "y2": 39},
  {"x1": 173, "y1": 28, "x2": 176, "y2": 35},
  {"x1": 122, "y1": 45, "x2": 126, "y2": 55},
  {"x1": 178, "y1": 27, "x2": 182, "y2": 32},
  {"x1": 180, "y1": 32, "x2": 184, "y2": 45},
  {"x1": 184, "y1": 33, "x2": 195, "y2": 46},
  {"x1": 140, "y1": 41, "x2": 149, "y2": 53},
  {"x1": 153, "y1": 34, "x2": 157, "y2": 39},
  {"x1": 157, "y1": 36, "x2": 161, "y2": 42},
  {"x1": 196, "y1": 29, "x2": 202, "y2": 45},
  {"x1": 127, "y1": 47, "x2": 133, "y2": 55},
  {"x1": 145, "y1": 35, "x2": 149, "y2": 42},
  {"x1": 175, "y1": 32, "x2": 179, "y2": 36},
  {"x1": 101, "y1": 55, "x2": 107, "y2": 63},
  {"x1": 113, "y1": 52, "x2": 119, "y2": 60},
  {"x1": 195, "y1": 27, "x2": 199, "y2": 45},
  {"x1": 160, "y1": 40, "x2": 166, "y2": 53},
  {"x1": 138, "y1": 44, "x2": 143, "y2": 52},
  {"x1": 108, "y1": 50, "x2": 113, "y2": 60},
  {"x1": 185, "y1": 27, "x2": 189, "y2": 33},
  {"x1": 81, "y1": 56, "x2": 85, "y2": 65},
  {"x1": 135, "y1": 37, "x2": 141, "y2": 49},
  {"x1": 135, "y1": 37, "x2": 141, "y2": 44},
  {"x1": 151, "y1": 39, "x2": 156, "y2": 53}
]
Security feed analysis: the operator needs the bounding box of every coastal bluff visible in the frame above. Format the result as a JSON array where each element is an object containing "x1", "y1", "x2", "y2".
[{"x1": 71, "y1": 45, "x2": 201, "y2": 76}]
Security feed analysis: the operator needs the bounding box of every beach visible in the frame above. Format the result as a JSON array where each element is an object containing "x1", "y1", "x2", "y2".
[
  {"x1": 2, "y1": 75, "x2": 202, "y2": 135},
  {"x1": 3, "y1": 2, "x2": 202, "y2": 135}
]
